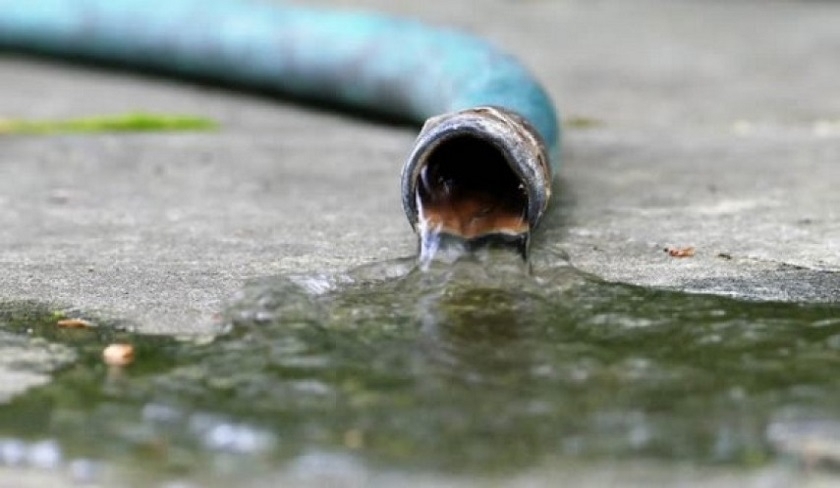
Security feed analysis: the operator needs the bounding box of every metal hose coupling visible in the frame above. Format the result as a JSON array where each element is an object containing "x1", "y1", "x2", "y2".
[{"x1": 401, "y1": 106, "x2": 552, "y2": 248}]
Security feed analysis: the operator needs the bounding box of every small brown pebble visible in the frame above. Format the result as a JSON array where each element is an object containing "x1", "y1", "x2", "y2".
[
  {"x1": 665, "y1": 246, "x2": 696, "y2": 258},
  {"x1": 56, "y1": 318, "x2": 93, "y2": 329},
  {"x1": 103, "y1": 343, "x2": 134, "y2": 366}
]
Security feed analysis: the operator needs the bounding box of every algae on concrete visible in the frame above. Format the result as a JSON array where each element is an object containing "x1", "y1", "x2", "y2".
[{"x1": 0, "y1": 112, "x2": 218, "y2": 135}]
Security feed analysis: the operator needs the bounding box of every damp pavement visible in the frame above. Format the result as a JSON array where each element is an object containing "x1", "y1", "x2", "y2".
[{"x1": 1, "y1": 0, "x2": 840, "y2": 486}]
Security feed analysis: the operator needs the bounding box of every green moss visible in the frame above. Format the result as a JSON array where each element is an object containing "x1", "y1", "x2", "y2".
[
  {"x1": 0, "y1": 112, "x2": 218, "y2": 135},
  {"x1": 564, "y1": 115, "x2": 604, "y2": 129}
]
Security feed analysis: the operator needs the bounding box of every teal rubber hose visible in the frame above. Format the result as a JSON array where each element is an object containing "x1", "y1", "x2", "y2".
[{"x1": 0, "y1": 0, "x2": 560, "y2": 239}]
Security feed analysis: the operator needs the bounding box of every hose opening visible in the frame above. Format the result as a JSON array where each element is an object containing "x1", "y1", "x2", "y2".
[{"x1": 416, "y1": 134, "x2": 529, "y2": 239}]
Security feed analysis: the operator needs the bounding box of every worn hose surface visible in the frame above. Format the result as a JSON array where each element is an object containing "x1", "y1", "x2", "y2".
[{"x1": 0, "y1": 0, "x2": 560, "y2": 234}]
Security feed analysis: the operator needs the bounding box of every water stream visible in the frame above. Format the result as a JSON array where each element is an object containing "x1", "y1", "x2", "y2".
[{"x1": 0, "y1": 246, "x2": 839, "y2": 485}]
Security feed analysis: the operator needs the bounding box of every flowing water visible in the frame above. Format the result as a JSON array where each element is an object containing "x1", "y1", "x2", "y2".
[
  {"x1": 414, "y1": 152, "x2": 531, "y2": 267},
  {"x1": 0, "y1": 244, "x2": 839, "y2": 486}
]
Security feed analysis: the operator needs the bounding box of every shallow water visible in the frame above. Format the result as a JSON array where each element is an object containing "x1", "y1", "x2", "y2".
[{"x1": 0, "y1": 250, "x2": 839, "y2": 485}]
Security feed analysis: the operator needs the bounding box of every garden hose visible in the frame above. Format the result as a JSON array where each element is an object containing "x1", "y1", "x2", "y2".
[{"x1": 0, "y1": 0, "x2": 560, "y2": 251}]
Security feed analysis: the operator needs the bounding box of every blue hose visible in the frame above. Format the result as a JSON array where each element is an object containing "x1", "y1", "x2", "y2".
[{"x1": 0, "y1": 0, "x2": 560, "y2": 235}]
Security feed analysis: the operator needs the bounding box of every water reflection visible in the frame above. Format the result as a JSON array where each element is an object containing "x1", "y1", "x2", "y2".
[{"x1": 0, "y1": 252, "x2": 839, "y2": 483}]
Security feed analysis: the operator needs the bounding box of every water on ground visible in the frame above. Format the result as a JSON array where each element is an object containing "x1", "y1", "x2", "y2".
[{"x1": 0, "y1": 247, "x2": 839, "y2": 486}]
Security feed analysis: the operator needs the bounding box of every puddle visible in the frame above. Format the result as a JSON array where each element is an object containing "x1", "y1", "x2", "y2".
[{"x1": 0, "y1": 252, "x2": 839, "y2": 485}]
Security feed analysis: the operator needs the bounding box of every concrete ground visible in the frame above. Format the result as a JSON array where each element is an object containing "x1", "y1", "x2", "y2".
[
  {"x1": 3, "y1": 0, "x2": 839, "y2": 336},
  {"x1": 1, "y1": 0, "x2": 839, "y2": 483}
]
